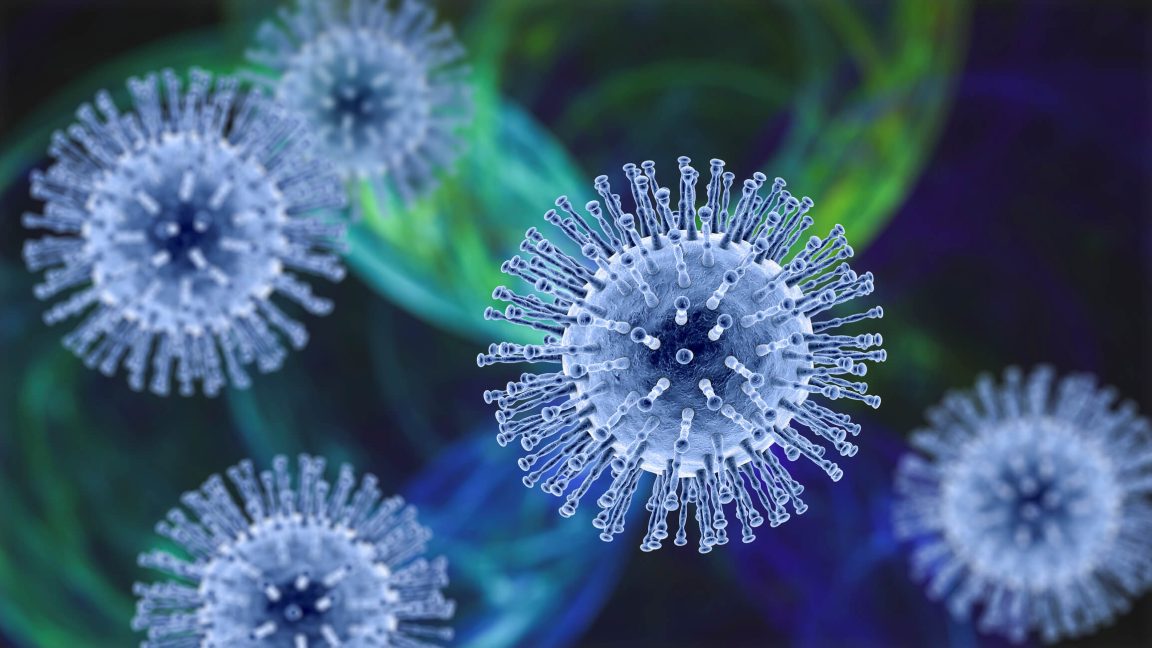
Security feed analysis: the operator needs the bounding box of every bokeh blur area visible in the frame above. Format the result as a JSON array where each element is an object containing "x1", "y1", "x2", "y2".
[{"x1": 0, "y1": 1, "x2": 1148, "y2": 647}]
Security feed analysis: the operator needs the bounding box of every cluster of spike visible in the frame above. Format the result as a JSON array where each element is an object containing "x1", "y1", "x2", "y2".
[
  {"x1": 894, "y1": 367, "x2": 1152, "y2": 643},
  {"x1": 246, "y1": 0, "x2": 471, "y2": 202},
  {"x1": 133, "y1": 454, "x2": 454, "y2": 647},
  {"x1": 479, "y1": 157, "x2": 885, "y2": 553},
  {"x1": 22, "y1": 68, "x2": 347, "y2": 397}
]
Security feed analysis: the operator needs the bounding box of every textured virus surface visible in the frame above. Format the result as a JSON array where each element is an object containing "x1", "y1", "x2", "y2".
[
  {"x1": 478, "y1": 157, "x2": 886, "y2": 553},
  {"x1": 22, "y1": 68, "x2": 347, "y2": 397},
  {"x1": 246, "y1": 0, "x2": 471, "y2": 201},
  {"x1": 893, "y1": 367, "x2": 1152, "y2": 643},
  {"x1": 133, "y1": 454, "x2": 454, "y2": 647}
]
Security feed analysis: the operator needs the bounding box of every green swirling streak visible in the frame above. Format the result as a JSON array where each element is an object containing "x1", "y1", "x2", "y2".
[{"x1": 344, "y1": 0, "x2": 967, "y2": 344}]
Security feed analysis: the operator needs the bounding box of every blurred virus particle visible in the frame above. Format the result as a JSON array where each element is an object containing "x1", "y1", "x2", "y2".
[
  {"x1": 22, "y1": 68, "x2": 348, "y2": 397},
  {"x1": 246, "y1": 0, "x2": 471, "y2": 202},
  {"x1": 894, "y1": 367, "x2": 1152, "y2": 643},
  {"x1": 133, "y1": 454, "x2": 455, "y2": 647},
  {"x1": 478, "y1": 157, "x2": 886, "y2": 553}
]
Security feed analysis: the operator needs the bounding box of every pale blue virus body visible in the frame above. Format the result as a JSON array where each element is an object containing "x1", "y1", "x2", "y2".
[
  {"x1": 246, "y1": 0, "x2": 471, "y2": 202},
  {"x1": 478, "y1": 157, "x2": 886, "y2": 553},
  {"x1": 133, "y1": 454, "x2": 454, "y2": 647},
  {"x1": 894, "y1": 367, "x2": 1152, "y2": 643},
  {"x1": 22, "y1": 68, "x2": 347, "y2": 397}
]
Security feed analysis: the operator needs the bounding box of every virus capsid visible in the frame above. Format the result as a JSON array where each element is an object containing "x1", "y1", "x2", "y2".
[
  {"x1": 478, "y1": 157, "x2": 886, "y2": 553},
  {"x1": 22, "y1": 68, "x2": 347, "y2": 397},
  {"x1": 894, "y1": 366, "x2": 1152, "y2": 644},
  {"x1": 246, "y1": 0, "x2": 471, "y2": 201},
  {"x1": 132, "y1": 454, "x2": 454, "y2": 647}
]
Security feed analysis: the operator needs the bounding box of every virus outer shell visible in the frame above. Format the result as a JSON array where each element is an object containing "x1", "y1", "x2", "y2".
[
  {"x1": 478, "y1": 157, "x2": 886, "y2": 553},
  {"x1": 22, "y1": 68, "x2": 347, "y2": 397},
  {"x1": 133, "y1": 454, "x2": 454, "y2": 647},
  {"x1": 893, "y1": 367, "x2": 1152, "y2": 644},
  {"x1": 246, "y1": 0, "x2": 471, "y2": 202}
]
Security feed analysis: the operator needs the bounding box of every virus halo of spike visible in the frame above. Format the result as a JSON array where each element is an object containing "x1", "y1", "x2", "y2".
[
  {"x1": 478, "y1": 156, "x2": 886, "y2": 553},
  {"x1": 894, "y1": 366, "x2": 1152, "y2": 644},
  {"x1": 245, "y1": 0, "x2": 472, "y2": 203},
  {"x1": 132, "y1": 454, "x2": 455, "y2": 647},
  {"x1": 22, "y1": 67, "x2": 348, "y2": 397}
]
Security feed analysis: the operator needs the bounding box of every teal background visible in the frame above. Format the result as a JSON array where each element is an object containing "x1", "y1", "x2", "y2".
[{"x1": 0, "y1": 1, "x2": 1148, "y2": 646}]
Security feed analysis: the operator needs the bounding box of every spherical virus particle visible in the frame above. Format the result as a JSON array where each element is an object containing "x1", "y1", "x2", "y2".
[
  {"x1": 22, "y1": 68, "x2": 348, "y2": 397},
  {"x1": 246, "y1": 0, "x2": 471, "y2": 201},
  {"x1": 893, "y1": 367, "x2": 1152, "y2": 643},
  {"x1": 478, "y1": 157, "x2": 886, "y2": 553},
  {"x1": 133, "y1": 454, "x2": 454, "y2": 647}
]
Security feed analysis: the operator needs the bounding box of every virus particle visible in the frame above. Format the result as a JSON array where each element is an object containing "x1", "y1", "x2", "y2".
[
  {"x1": 22, "y1": 68, "x2": 347, "y2": 397},
  {"x1": 132, "y1": 454, "x2": 455, "y2": 647},
  {"x1": 478, "y1": 157, "x2": 886, "y2": 553},
  {"x1": 246, "y1": 0, "x2": 471, "y2": 202},
  {"x1": 893, "y1": 366, "x2": 1152, "y2": 643}
]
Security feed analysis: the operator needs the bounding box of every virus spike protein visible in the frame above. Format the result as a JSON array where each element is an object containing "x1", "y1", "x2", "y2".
[
  {"x1": 246, "y1": 0, "x2": 471, "y2": 202},
  {"x1": 478, "y1": 157, "x2": 886, "y2": 553},
  {"x1": 894, "y1": 367, "x2": 1152, "y2": 643},
  {"x1": 133, "y1": 454, "x2": 455, "y2": 647},
  {"x1": 23, "y1": 68, "x2": 348, "y2": 397}
]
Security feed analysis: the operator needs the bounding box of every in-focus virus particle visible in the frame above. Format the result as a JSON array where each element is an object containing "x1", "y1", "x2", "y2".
[
  {"x1": 893, "y1": 366, "x2": 1152, "y2": 643},
  {"x1": 22, "y1": 68, "x2": 347, "y2": 397},
  {"x1": 478, "y1": 157, "x2": 886, "y2": 553},
  {"x1": 246, "y1": 0, "x2": 471, "y2": 202},
  {"x1": 133, "y1": 454, "x2": 454, "y2": 647}
]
